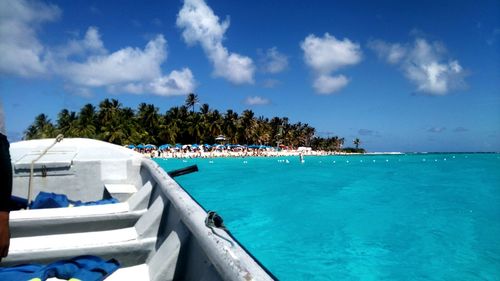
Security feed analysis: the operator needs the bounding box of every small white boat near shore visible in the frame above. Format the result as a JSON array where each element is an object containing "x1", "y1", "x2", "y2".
[{"x1": 2, "y1": 138, "x2": 275, "y2": 281}]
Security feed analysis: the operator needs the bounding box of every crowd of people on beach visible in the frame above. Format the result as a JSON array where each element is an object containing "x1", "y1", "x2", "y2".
[{"x1": 126, "y1": 143, "x2": 343, "y2": 159}]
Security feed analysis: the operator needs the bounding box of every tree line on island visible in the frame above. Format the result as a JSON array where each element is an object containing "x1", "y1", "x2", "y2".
[{"x1": 24, "y1": 93, "x2": 364, "y2": 152}]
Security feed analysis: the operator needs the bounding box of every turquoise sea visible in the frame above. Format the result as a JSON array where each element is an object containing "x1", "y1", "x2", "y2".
[{"x1": 154, "y1": 153, "x2": 500, "y2": 281}]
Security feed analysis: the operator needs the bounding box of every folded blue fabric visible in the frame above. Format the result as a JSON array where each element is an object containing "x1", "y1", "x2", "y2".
[
  {"x1": 30, "y1": 192, "x2": 70, "y2": 209},
  {"x1": 0, "y1": 255, "x2": 120, "y2": 281},
  {"x1": 29, "y1": 192, "x2": 118, "y2": 209},
  {"x1": 72, "y1": 198, "x2": 119, "y2": 207}
]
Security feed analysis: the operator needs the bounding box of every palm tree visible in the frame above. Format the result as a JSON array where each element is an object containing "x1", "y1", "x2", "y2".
[
  {"x1": 354, "y1": 138, "x2": 360, "y2": 149},
  {"x1": 224, "y1": 110, "x2": 238, "y2": 143},
  {"x1": 25, "y1": 113, "x2": 56, "y2": 139},
  {"x1": 200, "y1": 103, "x2": 210, "y2": 115},
  {"x1": 74, "y1": 104, "x2": 97, "y2": 138},
  {"x1": 56, "y1": 109, "x2": 77, "y2": 136},
  {"x1": 25, "y1": 97, "x2": 356, "y2": 152},
  {"x1": 239, "y1": 110, "x2": 256, "y2": 144},
  {"x1": 137, "y1": 103, "x2": 160, "y2": 144},
  {"x1": 185, "y1": 93, "x2": 199, "y2": 113}
]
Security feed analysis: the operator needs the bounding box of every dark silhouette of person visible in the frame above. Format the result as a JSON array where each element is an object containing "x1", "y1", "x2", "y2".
[{"x1": 0, "y1": 102, "x2": 12, "y2": 261}]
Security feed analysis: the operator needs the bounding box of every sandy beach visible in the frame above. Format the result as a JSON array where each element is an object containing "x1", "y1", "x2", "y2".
[{"x1": 130, "y1": 147, "x2": 360, "y2": 159}]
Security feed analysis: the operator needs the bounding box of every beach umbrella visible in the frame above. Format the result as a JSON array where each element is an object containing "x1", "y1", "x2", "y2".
[
  {"x1": 191, "y1": 144, "x2": 199, "y2": 148},
  {"x1": 203, "y1": 144, "x2": 212, "y2": 148},
  {"x1": 137, "y1": 144, "x2": 145, "y2": 149},
  {"x1": 215, "y1": 135, "x2": 226, "y2": 141},
  {"x1": 159, "y1": 144, "x2": 171, "y2": 150},
  {"x1": 145, "y1": 144, "x2": 157, "y2": 149},
  {"x1": 127, "y1": 144, "x2": 135, "y2": 149}
]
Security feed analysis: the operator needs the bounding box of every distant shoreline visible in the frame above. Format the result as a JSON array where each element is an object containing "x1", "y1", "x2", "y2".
[{"x1": 135, "y1": 150, "x2": 499, "y2": 159}]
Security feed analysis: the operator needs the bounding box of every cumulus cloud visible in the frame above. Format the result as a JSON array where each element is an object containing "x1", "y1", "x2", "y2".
[
  {"x1": 0, "y1": 0, "x2": 61, "y2": 77},
  {"x1": 59, "y1": 31, "x2": 195, "y2": 96},
  {"x1": 112, "y1": 68, "x2": 195, "y2": 96},
  {"x1": 55, "y1": 26, "x2": 107, "y2": 58},
  {"x1": 258, "y1": 47, "x2": 288, "y2": 73},
  {"x1": 368, "y1": 40, "x2": 406, "y2": 64},
  {"x1": 313, "y1": 74, "x2": 349, "y2": 94},
  {"x1": 0, "y1": 0, "x2": 195, "y2": 97},
  {"x1": 369, "y1": 38, "x2": 466, "y2": 95},
  {"x1": 177, "y1": 0, "x2": 255, "y2": 84},
  {"x1": 244, "y1": 96, "x2": 270, "y2": 105},
  {"x1": 60, "y1": 34, "x2": 166, "y2": 87},
  {"x1": 301, "y1": 33, "x2": 362, "y2": 94}
]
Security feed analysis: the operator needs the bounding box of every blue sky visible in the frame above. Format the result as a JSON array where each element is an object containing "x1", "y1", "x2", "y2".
[{"x1": 0, "y1": 0, "x2": 499, "y2": 152}]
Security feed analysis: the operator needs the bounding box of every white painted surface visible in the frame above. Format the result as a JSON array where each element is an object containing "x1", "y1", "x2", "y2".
[
  {"x1": 106, "y1": 264, "x2": 150, "y2": 281},
  {"x1": 105, "y1": 184, "x2": 137, "y2": 194},
  {"x1": 10, "y1": 138, "x2": 144, "y2": 163},
  {"x1": 6, "y1": 138, "x2": 276, "y2": 281},
  {"x1": 101, "y1": 160, "x2": 128, "y2": 181},
  {"x1": 10, "y1": 227, "x2": 138, "y2": 253},
  {"x1": 10, "y1": 203, "x2": 130, "y2": 220}
]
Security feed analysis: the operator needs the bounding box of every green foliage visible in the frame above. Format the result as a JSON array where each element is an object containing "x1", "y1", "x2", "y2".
[
  {"x1": 310, "y1": 136, "x2": 344, "y2": 151},
  {"x1": 341, "y1": 147, "x2": 366, "y2": 153},
  {"x1": 24, "y1": 98, "x2": 351, "y2": 149}
]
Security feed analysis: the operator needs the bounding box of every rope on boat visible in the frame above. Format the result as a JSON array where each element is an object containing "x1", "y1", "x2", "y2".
[
  {"x1": 205, "y1": 211, "x2": 234, "y2": 247},
  {"x1": 27, "y1": 134, "x2": 64, "y2": 208}
]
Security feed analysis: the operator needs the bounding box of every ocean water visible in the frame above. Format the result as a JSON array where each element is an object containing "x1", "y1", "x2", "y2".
[{"x1": 154, "y1": 154, "x2": 500, "y2": 281}]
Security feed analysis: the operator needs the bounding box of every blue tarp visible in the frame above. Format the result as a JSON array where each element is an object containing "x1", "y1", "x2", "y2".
[
  {"x1": 29, "y1": 192, "x2": 118, "y2": 209},
  {"x1": 0, "y1": 255, "x2": 120, "y2": 281}
]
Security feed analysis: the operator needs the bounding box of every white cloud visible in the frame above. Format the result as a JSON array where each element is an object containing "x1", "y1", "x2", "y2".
[
  {"x1": 301, "y1": 33, "x2": 362, "y2": 73},
  {"x1": 244, "y1": 96, "x2": 270, "y2": 105},
  {"x1": 301, "y1": 33, "x2": 362, "y2": 94},
  {"x1": 61, "y1": 35, "x2": 166, "y2": 87},
  {"x1": 116, "y1": 68, "x2": 196, "y2": 96},
  {"x1": 258, "y1": 47, "x2": 288, "y2": 73},
  {"x1": 368, "y1": 40, "x2": 406, "y2": 64},
  {"x1": 60, "y1": 32, "x2": 196, "y2": 96},
  {"x1": 313, "y1": 74, "x2": 349, "y2": 94},
  {"x1": 177, "y1": 0, "x2": 255, "y2": 84},
  {"x1": 369, "y1": 38, "x2": 466, "y2": 95},
  {"x1": 56, "y1": 26, "x2": 107, "y2": 58},
  {"x1": 0, "y1": 0, "x2": 195, "y2": 97},
  {"x1": 0, "y1": 0, "x2": 61, "y2": 77}
]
